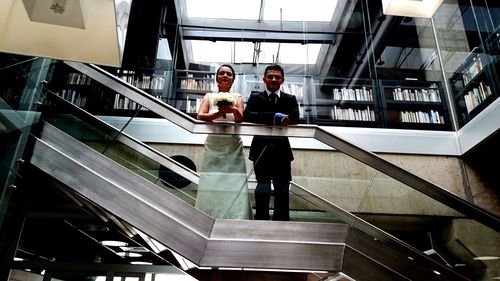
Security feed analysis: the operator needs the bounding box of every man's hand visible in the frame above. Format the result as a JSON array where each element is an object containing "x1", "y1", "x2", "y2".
[
  {"x1": 275, "y1": 113, "x2": 290, "y2": 126},
  {"x1": 281, "y1": 115, "x2": 290, "y2": 126}
]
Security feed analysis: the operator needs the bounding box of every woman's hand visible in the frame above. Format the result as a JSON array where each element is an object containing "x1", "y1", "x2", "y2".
[
  {"x1": 218, "y1": 105, "x2": 236, "y2": 115},
  {"x1": 198, "y1": 95, "x2": 243, "y2": 122},
  {"x1": 217, "y1": 105, "x2": 236, "y2": 118}
]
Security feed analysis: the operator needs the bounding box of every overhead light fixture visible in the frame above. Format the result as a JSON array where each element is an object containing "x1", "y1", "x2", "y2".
[
  {"x1": 218, "y1": 267, "x2": 243, "y2": 271},
  {"x1": 117, "y1": 252, "x2": 142, "y2": 258},
  {"x1": 22, "y1": 0, "x2": 89, "y2": 29},
  {"x1": 101, "y1": 240, "x2": 128, "y2": 247},
  {"x1": 473, "y1": 256, "x2": 499, "y2": 261},
  {"x1": 381, "y1": 0, "x2": 445, "y2": 18},
  {"x1": 82, "y1": 224, "x2": 110, "y2": 232},
  {"x1": 242, "y1": 268, "x2": 328, "y2": 273},
  {"x1": 325, "y1": 272, "x2": 356, "y2": 281},
  {"x1": 131, "y1": 261, "x2": 153, "y2": 265},
  {"x1": 0, "y1": 0, "x2": 132, "y2": 66},
  {"x1": 120, "y1": 246, "x2": 149, "y2": 253}
]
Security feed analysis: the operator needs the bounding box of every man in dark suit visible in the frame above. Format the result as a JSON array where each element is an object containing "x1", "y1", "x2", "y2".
[{"x1": 244, "y1": 64, "x2": 300, "y2": 221}]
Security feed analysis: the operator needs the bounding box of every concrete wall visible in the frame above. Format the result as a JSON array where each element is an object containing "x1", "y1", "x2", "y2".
[{"x1": 146, "y1": 142, "x2": 498, "y2": 217}]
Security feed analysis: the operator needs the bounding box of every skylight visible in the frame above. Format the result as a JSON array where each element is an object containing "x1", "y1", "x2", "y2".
[
  {"x1": 185, "y1": 0, "x2": 261, "y2": 20},
  {"x1": 189, "y1": 40, "x2": 322, "y2": 64},
  {"x1": 262, "y1": 0, "x2": 338, "y2": 22},
  {"x1": 185, "y1": 0, "x2": 338, "y2": 22},
  {"x1": 182, "y1": 0, "x2": 337, "y2": 69}
]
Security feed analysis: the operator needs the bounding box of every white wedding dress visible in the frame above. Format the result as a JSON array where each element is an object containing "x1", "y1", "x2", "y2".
[{"x1": 194, "y1": 93, "x2": 252, "y2": 219}]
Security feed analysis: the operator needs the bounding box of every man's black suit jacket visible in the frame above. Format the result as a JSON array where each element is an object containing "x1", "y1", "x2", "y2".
[{"x1": 244, "y1": 91, "x2": 300, "y2": 162}]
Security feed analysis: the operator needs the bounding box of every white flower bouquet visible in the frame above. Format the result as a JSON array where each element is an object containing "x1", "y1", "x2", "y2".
[{"x1": 213, "y1": 92, "x2": 236, "y2": 107}]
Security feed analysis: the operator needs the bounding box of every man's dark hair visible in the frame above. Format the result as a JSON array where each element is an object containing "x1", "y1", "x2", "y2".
[
  {"x1": 216, "y1": 64, "x2": 235, "y2": 76},
  {"x1": 264, "y1": 64, "x2": 284, "y2": 77}
]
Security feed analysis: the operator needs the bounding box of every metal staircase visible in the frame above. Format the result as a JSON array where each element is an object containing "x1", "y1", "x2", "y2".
[{"x1": 10, "y1": 59, "x2": 499, "y2": 280}]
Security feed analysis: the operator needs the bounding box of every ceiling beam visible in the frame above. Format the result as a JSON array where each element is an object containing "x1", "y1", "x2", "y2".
[{"x1": 182, "y1": 28, "x2": 336, "y2": 44}]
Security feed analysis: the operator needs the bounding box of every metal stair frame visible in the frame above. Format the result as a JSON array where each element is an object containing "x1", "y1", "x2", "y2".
[{"x1": 29, "y1": 121, "x2": 467, "y2": 280}]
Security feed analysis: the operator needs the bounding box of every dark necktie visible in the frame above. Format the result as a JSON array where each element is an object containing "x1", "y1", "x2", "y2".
[{"x1": 269, "y1": 93, "x2": 278, "y2": 105}]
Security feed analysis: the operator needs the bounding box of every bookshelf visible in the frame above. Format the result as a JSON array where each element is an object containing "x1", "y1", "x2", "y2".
[
  {"x1": 115, "y1": 69, "x2": 169, "y2": 107},
  {"x1": 169, "y1": 73, "x2": 309, "y2": 120},
  {"x1": 449, "y1": 51, "x2": 499, "y2": 127},
  {"x1": 282, "y1": 79, "x2": 306, "y2": 120},
  {"x1": 328, "y1": 87, "x2": 375, "y2": 122},
  {"x1": 240, "y1": 74, "x2": 307, "y2": 120},
  {"x1": 49, "y1": 66, "x2": 112, "y2": 112},
  {"x1": 47, "y1": 62, "x2": 157, "y2": 116},
  {"x1": 116, "y1": 70, "x2": 167, "y2": 92},
  {"x1": 312, "y1": 78, "x2": 378, "y2": 127},
  {"x1": 169, "y1": 72, "x2": 452, "y2": 130},
  {"x1": 47, "y1": 62, "x2": 455, "y2": 131},
  {"x1": 172, "y1": 70, "x2": 216, "y2": 116},
  {"x1": 380, "y1": 80, "x2": 451, "y2": 131}
]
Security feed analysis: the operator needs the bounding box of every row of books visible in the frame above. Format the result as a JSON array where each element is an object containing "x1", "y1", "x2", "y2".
[
  {"x1": 58, "y1": 90, "x2": 156, "y2": 111},
  {"x1": 67, "y1": 73, "x2": 92, "y2": 85},
  {"x1": 462, "y1": 56, "x2": 483, "y2": 85},
  {"x1": 114, "y1": 94, "x2": 141, "y2": 110},
  {"x1": 184, "y1": 98, "x2": 305, "y2": 119},
  {"x1": 112, "y1": 94, "x2": 163, "y2": 110},
  {"x1": 463, "y1": 82, "x2": 492, "y2": 113},
  {"x1": 298, "y1": 102, "x2": 304, "y2": 119},
  {"x1": 333, "y1": 87, "x2": 373, "y2": 101},
  {"x1": 391, "y1": 87, "x2": 441, "y2": 102},
  {"x1": 398, "y1": 110, "x2": 444, "y2": 124},
  {"x1": 330, "y1": 106, "x2": 375, "y2": 121},
  {"x1": 281, "y1": 83, "x2": 304, "y2": 97},
  {"x1": 243, "y1": 81, "x2": 304, "y2": 97},
  {"x1": 185, "y1": 97, "x2": 203, "y2": 114},
  {"x1": 57, "y1": 89, "x2": 87, "y2": 107},
  {"x1": 179, "y1": 74, "x2": 214, "y2": 91},
  {"x1": 117, "y1": 73, "x2": 166, "y2": 90}
]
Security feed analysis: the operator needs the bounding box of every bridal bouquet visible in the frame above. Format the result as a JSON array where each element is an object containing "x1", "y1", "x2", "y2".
[
  {"x1": 213, "y1": 92, "x2": 236, "y2": 118},
  {"x1": 213, "y1": 92, "x2": 236, "y2": 107}
]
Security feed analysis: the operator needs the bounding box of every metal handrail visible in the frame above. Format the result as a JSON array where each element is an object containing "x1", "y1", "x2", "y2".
[{"x1": 64, "y1": 61, "x2": 500, "y2": 233}]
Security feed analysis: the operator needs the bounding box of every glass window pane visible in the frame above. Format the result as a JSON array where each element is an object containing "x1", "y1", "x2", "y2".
[
  {"x1": 189, "y1": 40, "x2": 322, "y2": 65},
  {"x1": 254, "y1": 43, "x2": 322, "y2": 64},
  {"x1": 190, "y1": 41, "x2": 234, "y2": 63},
  {"x1": 185, "y1": 0, "x2": 338, "y2": 22},
  {"x1": 186, "y1": 0, "x2": 261, "y2": 20},
  {"x1": 263, "y1": 0, "x2": 338, "y2": 22}
]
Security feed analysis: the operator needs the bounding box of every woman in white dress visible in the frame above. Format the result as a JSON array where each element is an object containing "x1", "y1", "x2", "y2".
[{"x1": 195, "y1": 65, "x2": 252, "y2": 219}]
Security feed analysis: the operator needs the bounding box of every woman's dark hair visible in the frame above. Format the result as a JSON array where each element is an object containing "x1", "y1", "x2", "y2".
[
  {"x1": 216, "y1": 64, "x2": 235, "y2": 76},
  {"x1": 264, "y1": 64, "x2": 284, "y2": 77}
]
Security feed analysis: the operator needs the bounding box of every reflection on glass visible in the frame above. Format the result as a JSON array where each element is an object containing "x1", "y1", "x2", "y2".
[
  {"x1": 0, "y1": 55, "x2": 54, "y2": 231},
  {"x1": 291, "y1": 148, "x2": 463, "y2": 219},
  {"x1": 40, "y1": 63, "x2": 259, "y2": 218}
]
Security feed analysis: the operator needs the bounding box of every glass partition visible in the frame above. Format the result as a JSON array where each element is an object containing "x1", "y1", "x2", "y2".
[
  {"x1": 36, "y1": 59, "x2": 498, "y2": 280},
  {"x1": 152, "y1": 0, "x2": 464, "y2": 131},
  {"x1": 0, "y1": 55, "x2": 50, "y2": 230},
  {"x1": 434, "y1": 0, "x2": 499, "y2": 128}
]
